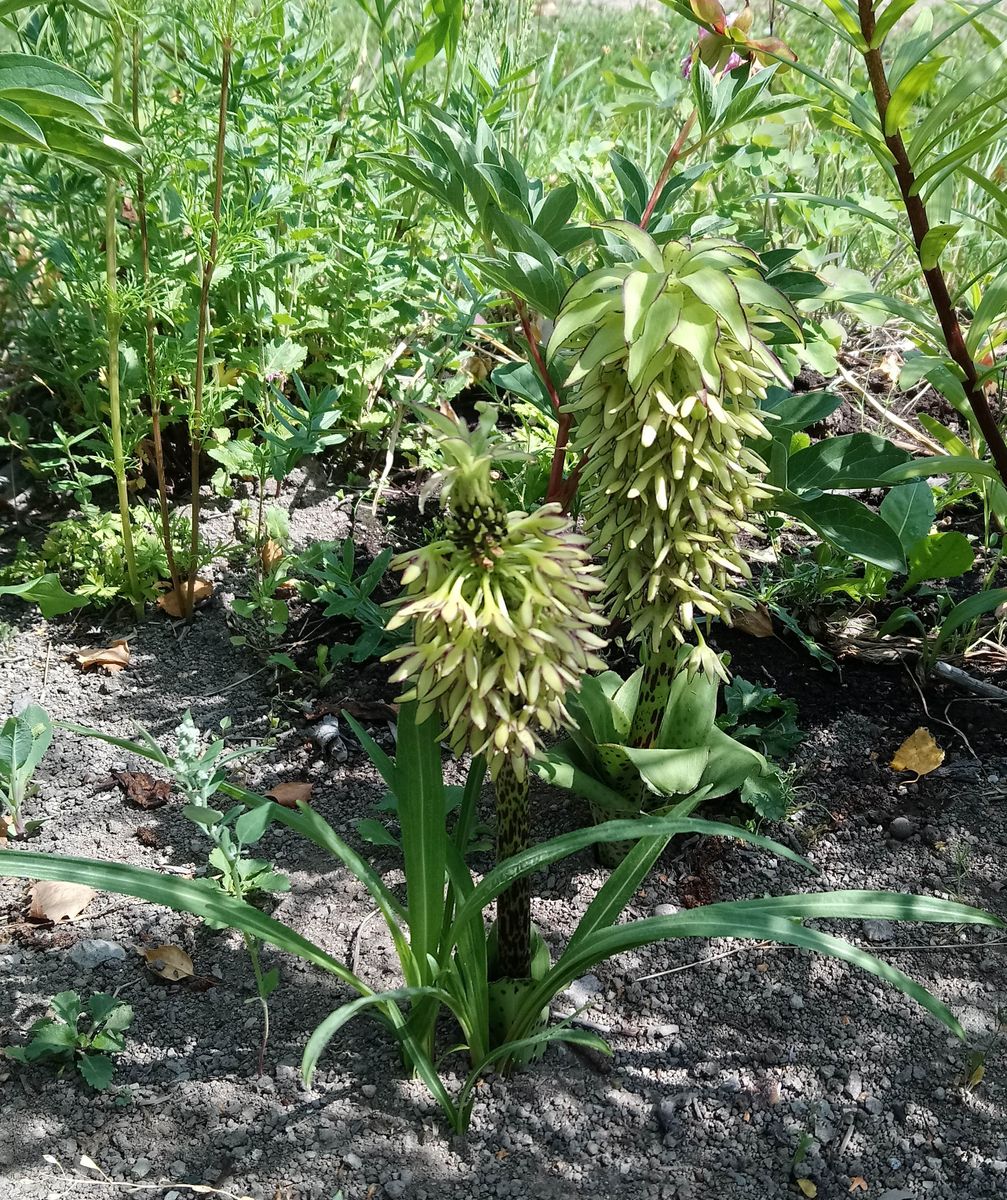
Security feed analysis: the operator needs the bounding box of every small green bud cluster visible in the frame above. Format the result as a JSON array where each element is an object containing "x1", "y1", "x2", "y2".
[
  {"x1": 549, "y1": 226, "x2": 800, "y2": 657},
  {"x1": 385, "y1": 409, "x2": 608, "y2": 779}
]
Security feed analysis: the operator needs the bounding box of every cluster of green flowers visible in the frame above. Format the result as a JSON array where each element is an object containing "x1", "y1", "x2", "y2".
[
  {"x1": 548, "y1": 224, "x2": 800, "y2": 668},
  {"x1": 384, "y1": 408, "x2": 608, "y2": 779}
]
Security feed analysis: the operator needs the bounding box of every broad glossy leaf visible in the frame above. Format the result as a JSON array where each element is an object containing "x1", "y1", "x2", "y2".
[
  {"x1": 787, "y1": 433, "x2": 910, "y2": 491},
  {"x1": 879, "y1": 481, "x2": 935, "y2": 551},
  {"x1": 776, "y1": 492, "x2": 907, "y2": 572},
  {"x1": 905, "y1": 531, "x2": 973, "y2": 588},
  {"x1": 0, "y1": 574, "x2": 87, "y2": 618}
]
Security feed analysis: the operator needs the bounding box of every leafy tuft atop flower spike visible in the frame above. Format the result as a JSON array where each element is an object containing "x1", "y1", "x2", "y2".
[
  {"x1": 384, "y1": 406, "x2": 608, "y2": 779},
  {"x1": 548, "y1": 223, "x2": 801, "y2": 672}
]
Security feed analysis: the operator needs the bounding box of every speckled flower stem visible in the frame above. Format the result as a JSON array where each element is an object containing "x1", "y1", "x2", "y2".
[{"x1": 494, "y1": 758, "x2": 532, "y2": 980}]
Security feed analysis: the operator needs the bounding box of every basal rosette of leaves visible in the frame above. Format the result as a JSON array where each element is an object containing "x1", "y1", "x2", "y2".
[
  {"x1": 548, "y1": 223, "x2": 801, "y2": 669},
  {"x1": 383, "y1": 407, "x2": 608, "y2": 781}
]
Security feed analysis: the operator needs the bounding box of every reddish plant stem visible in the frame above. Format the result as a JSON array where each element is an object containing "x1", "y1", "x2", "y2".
[
  {"x1": 640, "y1": 110, "x2": 697, "y2": 232},
  {"x1": 857, "y1": 0, "x2": 1007, "y2": 489},
  {"x1": 515, "y1": 297, "x2": 575, "y2": 509}
]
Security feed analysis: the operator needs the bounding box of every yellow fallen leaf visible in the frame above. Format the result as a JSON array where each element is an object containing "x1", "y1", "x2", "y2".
[
  {"x1": 157, "y1": 579, "x2": 214, "y2": 618},
  {"x1": 266, "y1": 781, "x2": 313, "y2": 809},
  {"x1": 75, "y1": 639, "x2": 130, "y2": 674},
  {"x1": 968, "y1": 1062, "x2": 985, "y2": 1090},
  {"x1": 797, "y1": 1181, "x2": 818, "y2": 1198},
  {"x1": 890, "y1": 727, "x2": 944, "y2": 776},
  {"x1": 849, "y1": 1177, "x2": 869, "y2": 1193},
  {"x1": 260, "y1": 539, "x2": 284, "y2": 572},
  {"x1": 141, "y1": 944, "x2": 194, "y2": 982},
  {"x1": 28, "y1": 881, "x2": 96, "y2": 923}
]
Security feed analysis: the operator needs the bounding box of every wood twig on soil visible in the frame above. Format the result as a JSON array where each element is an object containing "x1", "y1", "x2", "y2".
[
  {"x1": 931, "y1": 660, "x2": 1007, "y2": 701},
  {"x1": 834, "y1": 361, "x2": 944, "y2": 456}
]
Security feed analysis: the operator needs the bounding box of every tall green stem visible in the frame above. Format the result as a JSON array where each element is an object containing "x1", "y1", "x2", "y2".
[
  {"x1": 493, "y1": 759, "x2": 531, "y2": 980},
  {"x1": 132, "y1": 20, "x2": 180, "y2": 599},
  {"x1": 106, "y1": 24, "x2": 141, "y2": 613},
  {"x1": 186, "y1": 30, "x2": 233, "y2": 619}
]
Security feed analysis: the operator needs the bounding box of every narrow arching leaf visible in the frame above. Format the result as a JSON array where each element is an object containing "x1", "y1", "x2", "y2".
[{"x1": 0, "y1": 850, "x2": 366, "y2": 992}]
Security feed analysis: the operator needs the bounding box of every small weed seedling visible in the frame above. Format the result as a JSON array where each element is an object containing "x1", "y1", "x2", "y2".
[
  {"x1": 5, "y1": 991, "x2": 132, "y2": 1090},
  {"x1": 0, "y1": 704, "x2": 52, "y2": 838}
]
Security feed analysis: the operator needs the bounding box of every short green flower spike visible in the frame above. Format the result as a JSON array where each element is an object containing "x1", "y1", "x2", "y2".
[{"x1": 384, "y1": 407, "x2": 608, "y2": 781}]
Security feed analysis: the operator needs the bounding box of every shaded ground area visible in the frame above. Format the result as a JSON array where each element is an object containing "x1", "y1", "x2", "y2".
[{"x1": 1, "y1": 470, "x2": 1005, "y2": 1200}]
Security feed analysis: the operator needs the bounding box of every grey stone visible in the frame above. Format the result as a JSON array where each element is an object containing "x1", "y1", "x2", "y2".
[
  {"x1": 68, "y1": 940, "x2": 126, "y2": 969},
  {"x1": 653, "y1": 903, "x2": 681, "y2": 917},
  {"x1": 563, "y1": 973, "x2": 603, "y2": 1008},
  {"x1": 888, "y1": 816, "x2": 913, "y2": 841},
  {"x1": 863, "y1": 919, "x2": 896, "y2": 944},
  {"x1": 361, "y1": 1084, "x2": 377, "y2": 1099},
  {"x1": 343, "y1": 1152, "x2": 363, "y2": 1170},
  {"x1": 384, "y1": 1180, "x2": 408, "y2": 1198}
]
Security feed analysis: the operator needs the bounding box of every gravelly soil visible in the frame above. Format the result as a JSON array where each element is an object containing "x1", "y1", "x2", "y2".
[{"x1": 1, "y1": 477, "x2": 1006, "y2": 1200}]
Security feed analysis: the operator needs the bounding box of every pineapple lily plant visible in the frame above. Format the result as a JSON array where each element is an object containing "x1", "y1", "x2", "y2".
[{"x1": 0, "y1": 189, "x2": 1002, "y2": 1134}]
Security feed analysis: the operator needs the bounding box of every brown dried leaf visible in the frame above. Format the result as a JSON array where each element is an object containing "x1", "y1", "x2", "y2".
[
  {"x1": 135, "y1": 825, "x2": 161, "y2": 848},
  {"x1": 260, "y1": 539, "x2": 284, "y2": 572},
  {"x1": 75, "y1": 639, "x2": 130, "y2": 674},
  {"x1": 141, "y1": 944, "x2": 194, "y2": 982},
  {"x1": 848, "y1": 1178, "x2": 868, "y2": 1194},
  {"x1": 732, "y1": 602, "x2": 774, "y2": 638},
  {"x1": 157, "y1": 579, "x2": 213, "y2": 618},
  {"x1": 113, "y1": 770, "x2": 172, "y2": 810},
  {"x1": 890, "y1": 728, "x2": 944, "y2": 776},
  {"x1": 28, "y1": 881, "x2": 96, "y2": 923},
  {"x1": 266, "y1": 781, "x2": 313, "y2": 809}
]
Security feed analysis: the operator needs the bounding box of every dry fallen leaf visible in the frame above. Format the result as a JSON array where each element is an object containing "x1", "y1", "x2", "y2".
[
  {"x1": 849, "y1": 1177, "x2": 868, "y2": 1193},
  {"x1": 878, "y1": 348, "x2": 902, "y2": 383},
  {"x1": 75, "y1": 639, "x2": 130, "y2": 674},
  {"x1": 968, "y1": 1062, "x2": 986, "y2": 1090},
  {"x1": 732, "y1": 602, "x2": 774, "y2": 638},
  {"x1": 112, "y1": 770, "x2": 172, "y2": 810},
  {"x1": 157, "y1": 578, "x2": 213, "y2": 618},
  {"x1": 266, "y1": 781, "x2": 313, "y2": 809},
  {"x1": 260, "y1": 539, "x2": 284, "y2": 572},
  {"x1": 890, "y1": 727, "x2": 944, "y2": 777},
  {"x1": 141, "y1": 944, "x2": 194, "y2": 982},
  {"x1": 28, "y1": 881, "x2": 96, "y2": 923},
  {"x1": 796, "y1": 1181, "x2": 818, "y2": 1198}
]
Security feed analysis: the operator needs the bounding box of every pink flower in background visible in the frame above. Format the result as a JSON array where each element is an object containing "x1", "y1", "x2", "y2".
[{"x1": 681, "y1": 10, "x2": 745, "y2": 78}]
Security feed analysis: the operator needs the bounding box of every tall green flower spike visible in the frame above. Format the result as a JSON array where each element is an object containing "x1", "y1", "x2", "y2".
[
  {"x1": 383, "y1": 406, "x2": 609, "y2": 783},
  {"x1": 548, "y1": 223, "x2": 801, "y2": 673}
]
